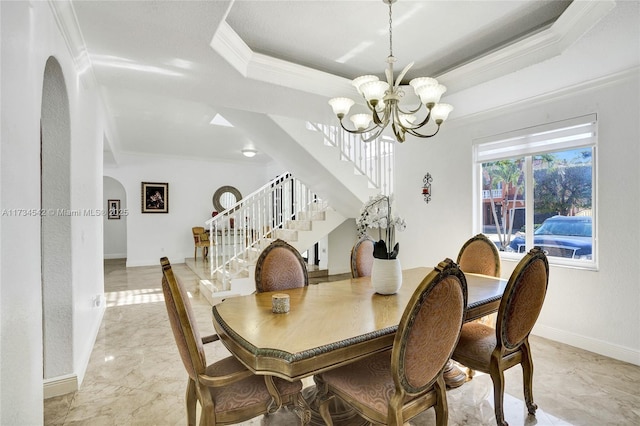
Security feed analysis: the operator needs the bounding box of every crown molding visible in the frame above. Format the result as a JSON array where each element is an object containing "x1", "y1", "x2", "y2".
[
  {"x1": 47, "y1": 0, "x2": 98, "y2": 90},
  {"x1": 446, "y1": 66, "x2": 638, "y2": 127},
  {"x1": 437, "y1": 0, "x2": 616, "y2": 94},
  {"x1": 48, "y1": 1, "x2": 126, "y2": 165}
]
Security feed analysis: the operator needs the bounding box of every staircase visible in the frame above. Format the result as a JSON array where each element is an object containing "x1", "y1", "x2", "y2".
[
  {"x1": 198, "y1": 172, "x2": 346, "y2": 305},
  {"x1": 194, "y1": 115, "x2": 395, "y2": 305}
]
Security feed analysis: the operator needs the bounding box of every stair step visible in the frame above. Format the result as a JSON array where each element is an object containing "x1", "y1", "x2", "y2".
[
  {"x1": 297, "y1": 210, "x2": 326, "y2": 221},
  {"x1": 273, "y1": 228, "x2": 298, "y2": 241},
  {"x1": 286, "y1": 219, "x2": 312, "y2": 231}
]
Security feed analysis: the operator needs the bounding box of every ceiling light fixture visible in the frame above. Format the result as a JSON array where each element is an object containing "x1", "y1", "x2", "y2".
[
  {"x1": 241, "y1": 148, "x2": 257, "y2": 158},
  {"x1": 329, "y1": 0, "x2": 453, "y2": 143}
]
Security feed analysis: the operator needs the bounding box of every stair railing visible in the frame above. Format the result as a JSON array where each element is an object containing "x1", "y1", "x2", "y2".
[
  {"x1": 205, "y1": 172, "x2": 324, "y2": 289},
  {"x1": 306, "y1": 122, "x2": 394, "y2": 196}
]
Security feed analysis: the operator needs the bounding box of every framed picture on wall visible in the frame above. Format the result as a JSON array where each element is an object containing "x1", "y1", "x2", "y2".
[
  {"x1": 108, "y1": 199, "x2": 121, "y2": 219},
  {"x1": 141, "y1": 182, "x2": 169, "y2": 213}
]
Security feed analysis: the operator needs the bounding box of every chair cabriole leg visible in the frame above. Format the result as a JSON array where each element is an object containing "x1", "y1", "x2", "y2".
[
  {"x1": 489, "y1": 357, "x2": 508, "y2": 426},
  {"x1": 521, "y1": 339, "x2": 538, "y2": 415},
  {"x1": 185, "y1": 378, "x2": 197, "y2": 426}
]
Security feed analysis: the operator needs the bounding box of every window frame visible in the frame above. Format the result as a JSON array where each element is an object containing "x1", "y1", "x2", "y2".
[{"x1": 473, "y1": 115, "x2": 598, "y2": 270}]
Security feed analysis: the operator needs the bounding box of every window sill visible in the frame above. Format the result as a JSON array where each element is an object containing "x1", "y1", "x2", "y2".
[{"x1": 499, "y1": 252, "x2": 598, "y2": 272}]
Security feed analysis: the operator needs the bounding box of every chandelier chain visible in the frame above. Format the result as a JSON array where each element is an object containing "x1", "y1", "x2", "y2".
[{"x1": 388, "y1": 1, "x2": 393, "y2": 58}]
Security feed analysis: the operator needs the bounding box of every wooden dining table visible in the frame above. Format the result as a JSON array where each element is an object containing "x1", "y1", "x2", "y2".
[
  {"x1": 211, "y1": 267, "x2": 506, "y2": 381},
  {"x1": 211, "y1": 267, "x2": 507, "y2": 424}
]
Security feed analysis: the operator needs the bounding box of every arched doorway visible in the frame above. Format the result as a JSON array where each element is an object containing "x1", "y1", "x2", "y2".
[{"x1": 41, "y1": 57, "x2": 73, "y2": 379}]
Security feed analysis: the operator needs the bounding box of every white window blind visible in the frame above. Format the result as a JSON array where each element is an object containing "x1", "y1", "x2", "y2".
[{"x1": 474, "y1": 114, "x2": 597, "y2": 162}]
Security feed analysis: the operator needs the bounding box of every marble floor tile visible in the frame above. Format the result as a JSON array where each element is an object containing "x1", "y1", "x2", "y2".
[{"x1": 44, "y1": 259, "x2": 640, "y2": 425}]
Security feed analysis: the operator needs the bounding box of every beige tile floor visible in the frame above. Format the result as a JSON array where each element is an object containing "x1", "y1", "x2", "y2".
[{"x1": 44, "y1": 259, "x2": 640, "y2": 425}]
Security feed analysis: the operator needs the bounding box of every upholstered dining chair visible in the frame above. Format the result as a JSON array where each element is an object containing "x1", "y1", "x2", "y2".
[
  {"x1": 160, "y1": 257, "x2": 309, "y2": 425},
  {"x1": 457, "y1": 232, "x2": 501, "y2": 334},
  {"x1": 192, "y1": 226, "x2": 210, "y2": 262},
  {"x1": 452, "y1": 247, "x2": 549, "y2": 426},
  {"x1": 457, "y1": 233, "x2": 501, "y2": 277},
  {"x1": 254, "y1": 239, "x2": 308, "y2": 293},
  {"x1": 350, "y1": 235, "x2": 375, "y2": 278},
  {"x1": 316, "y1": 258, "x2": 468, "y2": 426}
]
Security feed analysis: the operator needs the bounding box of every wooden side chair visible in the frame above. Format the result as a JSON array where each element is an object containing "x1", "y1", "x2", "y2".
[
  {"x1": 350, "y1": 235, "x2": 375, "y2": 278},
  {"x1": 192, "y1": 226, "x2": 210, "y2": 262},
  {"x1": 452, "y1": 247, "x2": 549, "y2": 426},
  {"x1": 316, "y1": 258, "x2": 468, "y2": 426},
  {"x1": 160, "y1": 257, "x2": 309, "y2": 425},
  {"x1": 254, "y1": 239, "x2": 308, "y2": 292},
  {"x1": 457, "y1": 232, "x2": 502, "y2": 330},
  {"x1": 457, "y1": 233, "x2": 501, "y2": 277}
]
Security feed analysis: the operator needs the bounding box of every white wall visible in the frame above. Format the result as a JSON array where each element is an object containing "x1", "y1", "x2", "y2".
[
  {"x1": 395, "y1": 71, "x2": 640, "y2": 365},
  {"x1": 327, "y1": 218, "x2": 357, "y2": 275},
  {"x1": 1, "y1": 1, "x2": 109, "y2": 422},
  {"x1": 103, "y1": 176, "x2": 127, "y2": 258},
  {"x1": 105, "y1": 154, "x2": 271, "y2": 266}
]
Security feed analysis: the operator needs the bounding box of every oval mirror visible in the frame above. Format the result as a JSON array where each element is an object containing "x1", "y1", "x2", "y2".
[{"x1": 212, "y1": 186, "x2": 242, "y2": 212}]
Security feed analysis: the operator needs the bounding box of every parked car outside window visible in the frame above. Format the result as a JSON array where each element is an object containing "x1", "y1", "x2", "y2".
[{"x1": 507, "y1": 215, "x2": 592, "y2": 260}]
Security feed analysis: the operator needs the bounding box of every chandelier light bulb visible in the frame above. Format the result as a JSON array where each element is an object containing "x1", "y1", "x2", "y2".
[
  {"x1": 350, "y1": 113, "x2": 373, "y2": 130},
  {"x1": 360, "y1": 80, "x2": 390, "y2": 103},
  {"x1": 409, "y1": 77, "x2": 438, "y2": 91},
  {"x1": 431, "y1": 104, "x2": 454, "y2": 124},
  {"x1": 328, "y1": 97, "x2": 355, "y2": 118},
  {"x1": 352, "y1": 75, "x2": 379, "y2": 95},
  {"x1": 416, "y1": 84, "x2": 447, "y2": 106}
]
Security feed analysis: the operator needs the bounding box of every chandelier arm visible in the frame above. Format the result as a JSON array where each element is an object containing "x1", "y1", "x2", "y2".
[
  {"x1": 362, "y1": 126, "x2": 386, "y2": 143},
  {"x1": 406, "y1": 125, "x2": 441, "y2": 139},
  {"x1": 362, "y1": 98, "x2": 376, "y2": 113},
  {"x1": 396, "y1": 102, "x2": 424, "y2": 116},
  {"x1": 391, "y1": 122, "x2": 406, "y2": 143},
  {"x1": 406, "y1": 108, "x2": 433, "y2": 130},
  {"x1": 394, "y1": 62, "x2": 413, "y2": 89},
  {"x1": 372, "y1": 108, "x2": 385, "y2": 126}
]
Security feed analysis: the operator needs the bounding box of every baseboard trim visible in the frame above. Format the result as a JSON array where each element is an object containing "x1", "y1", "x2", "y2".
[
  {"x1": 104, "y1": 253, "x2": 127, "y2": 259},
  {"x1": 44, "y1": 374, "x2": 78, "y2": 399},
  {"x1": 533, "y1": 324, "x2": 640, "y2": 366}
]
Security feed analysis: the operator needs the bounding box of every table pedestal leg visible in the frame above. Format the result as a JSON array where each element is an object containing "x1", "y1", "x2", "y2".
[
  {"x1": 443, "y1": 359, "x2": 467, "y2": 388},
  {"x1": 302, "y1": 377, "x2": 368, "y2": 426}
]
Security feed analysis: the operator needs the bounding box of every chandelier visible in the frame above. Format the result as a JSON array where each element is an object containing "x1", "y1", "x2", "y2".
[{"x1": 329, "y1": 0, "x2": 453, "y2": 143}]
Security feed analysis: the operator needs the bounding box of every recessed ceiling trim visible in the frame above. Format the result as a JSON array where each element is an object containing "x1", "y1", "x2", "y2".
[
  {"x1": 210, "y1": 21, "x2": 252, "y2": 77},
  {"x1": 211, "y1": 21, "x2": 353, "y2": 98},
  {"x1": 212, "y1": 1, "x2": 616, "y2": 99},
  {"x1": 437, "y1": 0, "x2": 616, "y2": 93}
]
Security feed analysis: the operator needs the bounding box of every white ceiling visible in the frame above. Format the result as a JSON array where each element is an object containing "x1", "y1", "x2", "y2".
[{"x1": 66, "y1": 0, "x2": 637, "y2": 166}]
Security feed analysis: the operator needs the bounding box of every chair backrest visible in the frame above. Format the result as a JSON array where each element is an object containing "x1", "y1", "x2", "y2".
[
  {"x1": 160, "y1": 257, "x2": 206, "y2": 381},
  {"x1": 192, "y1": 226, "x2": 208, "y2": 244},
  {"x1": 254, "y1": 239, "x2": 308, "y2": 292},
  {"x1": 496, "y1": 247, "x2": 549, "y2": 351},
  {"x1": 392, "y1": 258, "x2": 467, "y2": 394},
  {"x1": 457, "y1": 233, "x2": 501, "y2": 277},
  {"x1": 350, "y1": 236, "x2": 375, "y2": 278}
]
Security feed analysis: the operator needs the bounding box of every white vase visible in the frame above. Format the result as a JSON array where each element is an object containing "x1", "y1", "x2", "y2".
[{"x1": 371, "y1": 258, "x2": 402, "y2": 295}]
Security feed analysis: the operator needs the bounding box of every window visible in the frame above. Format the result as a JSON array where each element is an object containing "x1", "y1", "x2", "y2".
[{"x1": 474, "y1": 114, "x2": 596, "y2": 268}]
